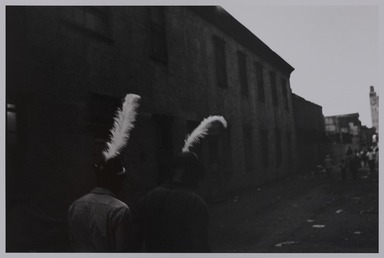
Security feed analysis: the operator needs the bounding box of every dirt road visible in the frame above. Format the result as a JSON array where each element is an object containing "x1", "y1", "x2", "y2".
[{"x1": 209, "y1": 167, "x2": 378, "y2": 253}]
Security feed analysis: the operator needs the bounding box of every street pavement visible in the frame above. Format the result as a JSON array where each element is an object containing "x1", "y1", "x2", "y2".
[{"x1": 209, "y1": 166, "x2": 379, "y2": 253}]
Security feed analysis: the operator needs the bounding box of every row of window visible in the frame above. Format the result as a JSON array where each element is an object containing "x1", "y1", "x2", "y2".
[
  {"x1": 213, "y1": 35, "x2": 290, "y2": 110},
  {"x1": 61, "y1": 6, "x2": 168, "y2": 61},
  {"x1": 243, "y1": 126, "x2": 292, "y2": 170},
  {"x1": 7, "y1": 96, "x2": 292, "y2": 180},
  {"x1": 62, "y1": 7, "x2": 290, "y2": 111}
]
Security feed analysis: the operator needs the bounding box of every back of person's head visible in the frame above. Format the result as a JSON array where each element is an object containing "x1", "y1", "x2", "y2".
[
  {"x1": 94, "y1": 157, "x2": 126, "y2": 194},
  {"x1": 169, "y1": 152, "x2": 205, "y2": 189}
]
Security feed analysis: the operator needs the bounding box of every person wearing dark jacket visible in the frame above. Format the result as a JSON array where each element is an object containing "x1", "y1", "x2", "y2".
[
  {"x1": 133, "y1": 115, "x2": 227, "y2": 253},
  {"x1": 134, "y1": 152, "x2": 210, "y2": 252}
]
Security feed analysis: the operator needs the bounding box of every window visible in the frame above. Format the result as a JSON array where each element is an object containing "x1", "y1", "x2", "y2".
[
  {"x1": 213, "y1": 35, "x2": 228, "y2": 88},
  {"x1": 255, "y1": 62, "x2": 265, "y2": 102},
  {"x1": 149, "y1": 7, "x2": 168, "y2": 63},
  {"x1": 243, "y1": 125, "x2": 253, "y2": 171},
  {"x1": 281, "y1": 78, "x2": 289, "y2": 110},
  {"x1": 88, "y1": 93, "x2": 121, "y2": 162},
  {"x1": 208, "y1": 136, "x2": 219, "y2": 164},
  {"x1": 83, "y1": 7, "x2": 110, "y2": 35},
  {"x1": 153, "y1": 114, "x2": 173, "y2": 150},
  {"x1": 223, "y1": 126, "x2": 233, "y2": 176},
  {"x1": 238, "y1": 51, "x2": 248, "y2": 96},
  {"x1": 270, "y1": 71, "x2": 278, "y2": 106},
  {"x1": 61, "y1": 6, "x2": 111, "y2": 41},
  {"x1": 153, "y1": 114, "x2": 174, "y2": 184},
  {"x1": 286, "y1": 131, "x2": 292, "y2": 171},
  {"x1": 6, "y1": 100, "x2": 27, "y2": 202},
  {"x1": 275, "y1": 128, "x2": 282, "y2": 166},
  {"x1": 88, "y1": 93, "x2": 120, "y2": 138},
  {"x1": 7, "y1": 104, "x2": 17, "y2": 145},
  {"x1": 261, "y1": 129, "x2": 269, "y2": 168}
]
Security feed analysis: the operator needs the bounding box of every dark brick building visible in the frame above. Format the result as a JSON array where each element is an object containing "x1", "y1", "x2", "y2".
[
  {"x1": 292, "y1": 94, "x2": 326, "y2": 174},
  {"x1": 6, "y1": 6, "x2": 297, "y2": 250}
]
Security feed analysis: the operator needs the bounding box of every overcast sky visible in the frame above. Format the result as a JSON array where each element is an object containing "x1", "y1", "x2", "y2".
[{"x1": 222, "y1": 2, "x2": 380, "y2": 127}]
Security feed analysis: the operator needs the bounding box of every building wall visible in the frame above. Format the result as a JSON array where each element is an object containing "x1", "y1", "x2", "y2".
[
  {"x1": 6, "y1": 6, "x2": 297, "y2": 215},
  {"x1": 292, "y1": 94, "x2": 326, "y2": 174},
  {"x1": 324, "y1": 113, "x2": 361, "y2": 147},
  {"x1": 324, "y1": 113, "x2": 362, "y2": 164}
]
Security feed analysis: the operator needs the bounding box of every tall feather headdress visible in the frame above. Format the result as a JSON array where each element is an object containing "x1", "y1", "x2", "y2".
[
  {"x1": 182, "y1": 115, "x2": 227, "y2": 153},
  {"x1": 103, "y1": 93, "x2": 141, "y2": 161}
]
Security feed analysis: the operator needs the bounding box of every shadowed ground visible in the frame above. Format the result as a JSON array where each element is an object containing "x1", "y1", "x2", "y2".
[
  {"x1": 210, "y1": 166, "x2": 378, "y2": 253},
  {"x1": 6, "y1": 165, "x2": 378, "y2": 253}
]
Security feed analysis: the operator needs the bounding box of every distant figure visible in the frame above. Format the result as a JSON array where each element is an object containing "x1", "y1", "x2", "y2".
[
  {"x1": 361, "y1": 149, "x2": 368, "y2": 167},
  {"x1": 355, "y1": 150, "x2": 361, "y2": 169},
  {"x1": 367, "y1": 148, "x2": 375, "y2": 173},
  {"x1": 346, "y1": 146, "x2": 353, "y2": 156},
  {"x1": 349, "y1": 152, "x2": 358, "y2": 180},
  {"x1": 324, "y1": 154, "x2": 333, "y2": 178},
  {"x1": 339, "y1": 159, "x2": 347, "y2": 181}
]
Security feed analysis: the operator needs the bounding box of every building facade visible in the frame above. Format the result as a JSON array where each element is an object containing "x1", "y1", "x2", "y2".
[
  {"x1": 324, "y1": 113, "x2": 362, "y2": 162},
  {"x1": 7, "y1": 6, "x2": 297, "y2": 250},
  {"x1": 360, "y1": 125, "x2": 375, "y2": 149},
  {"x1": 292, "y1": 94, "x2": 326, "y2": 174}
]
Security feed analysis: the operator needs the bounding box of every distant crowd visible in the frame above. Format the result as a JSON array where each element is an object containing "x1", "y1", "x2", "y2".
[{"x1": 323, "y1": 145, "x2": 379, "y2": 181}]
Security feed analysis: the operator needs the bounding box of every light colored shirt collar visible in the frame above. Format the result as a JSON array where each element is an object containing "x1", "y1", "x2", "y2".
[{"x1": 91, "y1": 187, "x2": 116, "y2": 197}]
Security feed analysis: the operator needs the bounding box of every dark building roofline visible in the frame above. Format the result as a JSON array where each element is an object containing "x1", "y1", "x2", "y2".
[
  {"x1": 188, "y1": 6, "x2": 295, "y2": 77},
  {"x1": 292, "y1": 93, "x2": 322, "y2": 109},
  {"x1": 325, "y1": 113, "x2": 360, "y2": 119}
]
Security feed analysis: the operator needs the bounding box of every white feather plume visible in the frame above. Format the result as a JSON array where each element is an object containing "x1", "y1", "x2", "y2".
[
  {"x1": 182, "y1": 115, "x2": 227, "y2": 153},
  {"x1": 103, "y1": 94, "x2": 141, "y2": 161}
]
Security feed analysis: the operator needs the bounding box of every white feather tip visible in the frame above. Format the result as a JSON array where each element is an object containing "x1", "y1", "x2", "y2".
[
  {"x1": 182, "y1": 115, "x2": 227, "y2": 153},
  {"x1": 102, "y1": 93, "x2": 141, "y2": 161}
]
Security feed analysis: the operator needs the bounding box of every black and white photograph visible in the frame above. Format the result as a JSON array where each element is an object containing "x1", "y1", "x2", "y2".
[{"x1": 4, "y1": 0, "x2": 381, "y2": 253}]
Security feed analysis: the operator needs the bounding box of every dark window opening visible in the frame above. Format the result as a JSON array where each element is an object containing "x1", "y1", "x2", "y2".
[
  {"x1": 238, "y1": 51, "x2": 248, "y2": 96},
  {"x1": 270, "y1": 71, "x2": 278, "y2": 106},
  {"x1": 153, "y1": 114, "x2": 173, "y2": 151},
  {"x1": 6, "y1": 99, "x2": 28, "y2": 204},
  {"x1": 223, "y1": 126, "x2": 233, "y2": 176},
  {"x1": 149, "y1": 7, "x2": 168, "y2": 63},
  {"x1": 7, "y1": 104, "x2": 17, "y2": 141},
  {"x1": 88, "y1": 93, "x2": 120, "y2": 138},
  {"x1": 87, "y1": 93, "x2": 122, "y2": 163},
  {"x1": 213, "y1": 35, "x2": 228, "y2": 88},
  {"x1": 243, "y1": 125, "x2": 253, "y2": 171},
  {"x1": 255, "y1": 62, "x2": 265, "y2": 102},
  {"x1": 281, "y1": 78, "x2": 289, "y2": 110},
  {"x1": 261, "y1": 129, "x2": 269, "y2": 168},
  {"x1": 286, "y1": 131, "x2": 292, "y2": 171},
  {"x1": 153, "y1": 114, "x2": 174, "y2": 184},
  {"x1": 208, "y1": 136, "x2": 219, "y2": 164},
  {"x1": 275, "y1": 128, "x2": 282, "y2": 166},
  {"x1": 61, "y1": 6, "x2": 112, "y2": 41}
]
